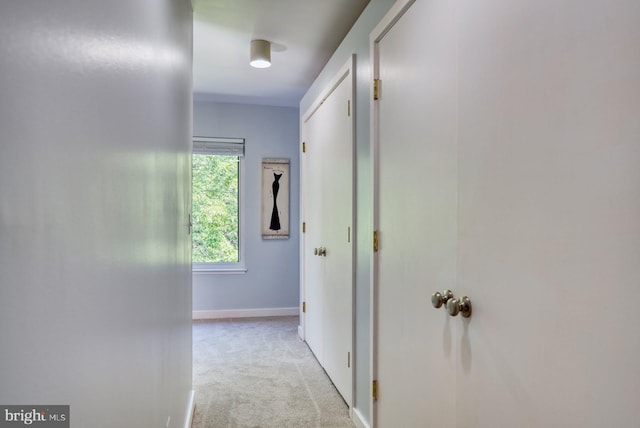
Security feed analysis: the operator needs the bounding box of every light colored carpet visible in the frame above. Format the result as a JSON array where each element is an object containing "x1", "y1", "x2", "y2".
[{"x1": 192, "y1": 316, "x2": 355, "y2": 428}]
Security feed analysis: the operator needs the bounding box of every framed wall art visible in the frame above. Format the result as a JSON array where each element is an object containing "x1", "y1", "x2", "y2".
[{"x1": 261, "y1": 158, "x2": 289, "y2": 239}]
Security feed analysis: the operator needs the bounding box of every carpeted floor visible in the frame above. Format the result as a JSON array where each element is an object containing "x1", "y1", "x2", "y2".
[{"x1": 192, "y1": 316, "x2": 355, "y2": 428}]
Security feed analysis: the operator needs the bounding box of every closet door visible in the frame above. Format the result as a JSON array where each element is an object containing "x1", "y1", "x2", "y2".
[
  {"x1": 320, "y1": 74, "x2": 353, "y2": 405},
  {"x1": 302, "y1": 105, "x2": 326, "y2": 364},
  {"x1": 301, "y1": 60, "x2": 354, "y2": 405},
  {"x1": 373, "y1": 1, "x2": 640, "y2": 427},
  {"x1": 372, "y1": 0, "x2": 458, "y2": 426},
  {"x1": 454, "y1": 1, "x2": 640, "y2": 426}
]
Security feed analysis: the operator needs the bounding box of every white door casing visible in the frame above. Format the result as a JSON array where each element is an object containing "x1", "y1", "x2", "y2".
[{"x1": 301, "y1": 57, "x2": 356, "y2": 406}]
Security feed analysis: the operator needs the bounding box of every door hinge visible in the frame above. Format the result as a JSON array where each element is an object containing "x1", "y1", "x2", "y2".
[
  {"x1": 347, "y1": 99, "x2": 351, "y2": 116},
  {"x1": 372, "y1": 380, "x2": 378, "y2": 400},
  {"x1": 373, "y1": 79, "x2": 381, "y2": 100},
  {"x1": 347, "y1": 226, "x2": 351, "y2": 243},
  {"x1": 302, "y1": 142, "x2": 306, "y2": 153},
  {"x1": 303, "y1": 222, "x2": 306, "y2": 233},
  {"x1": 188, "y1": 213, "x2": 192, "y2": 235},
  {"x1": 347, "y1": 352, "x2": 351, "y2": 368},
  {"x1": 302, "y1": 301, "x2": 306, "y2": 313},
  {"x1": 373, "y1": 230, "x2": 379, "y2": 252}
]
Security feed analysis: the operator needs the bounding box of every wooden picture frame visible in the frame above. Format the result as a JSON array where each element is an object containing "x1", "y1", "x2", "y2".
[{"x1": 261, "y1": 158, "x2": 290, "y2": 239}]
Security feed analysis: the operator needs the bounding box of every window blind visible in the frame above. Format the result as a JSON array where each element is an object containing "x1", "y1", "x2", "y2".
[{"x1": 193, "y1": 136, "x2": 245, "y2": 156}]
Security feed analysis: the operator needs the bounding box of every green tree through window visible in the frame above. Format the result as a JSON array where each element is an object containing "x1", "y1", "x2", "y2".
[{"x1": 192, "y1": 154, "x2": 239, "y2": 263}]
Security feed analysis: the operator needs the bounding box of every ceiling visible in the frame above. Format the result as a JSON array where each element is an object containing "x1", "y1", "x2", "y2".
[{"x1": 192, "y1": 0, "x2": 370, "y2": 107}]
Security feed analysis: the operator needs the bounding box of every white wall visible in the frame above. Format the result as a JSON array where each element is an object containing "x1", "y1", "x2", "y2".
[
  {"x1": 0, "y1": 2, "x2": 193, "y2": 427},
  {"x1": 300, "y1": 0, "x2": 397, "y2": 424},
  {"x1": 192, "y1": 101, "x2": 300, "y2": 314}
]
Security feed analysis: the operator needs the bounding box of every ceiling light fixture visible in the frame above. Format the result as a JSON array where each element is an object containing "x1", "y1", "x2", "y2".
[{"x1": 250, "y1": 39, "x2": 271, "y2": 68}]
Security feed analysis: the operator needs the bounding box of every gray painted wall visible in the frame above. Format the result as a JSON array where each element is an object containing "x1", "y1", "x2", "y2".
[
  {"x1": 300, "y1": 0, "x2": 397, "y2": 423},
  {"x1": 0, "y1": 1, "x2": 193, "y2": 427},
  {"x1": 192, "y1": 101, "x2": 300, "y2": 312}
]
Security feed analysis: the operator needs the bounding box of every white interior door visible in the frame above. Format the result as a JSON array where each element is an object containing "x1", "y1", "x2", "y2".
[
  {"x1": 373, "y1": 0, "x2": 640, "y2": 427},
  {"x1": 373, "y1": 0, "x2": 458, "y2": 426},
  {"x1": 302, "y1": 60, "x2": 355, "y2": 405},
  {"x1": 375, "y1": 1, "x2": 457, "y2": 428},
  {"x1": 302, "y1": 101, "x2": 327, "y2": 365},
  {"x1": 320, "y1": 74, "x2": 353, "y2": 405},
  {"x1": 454, "y1": 1, "x2": 640, "y2": 426}
]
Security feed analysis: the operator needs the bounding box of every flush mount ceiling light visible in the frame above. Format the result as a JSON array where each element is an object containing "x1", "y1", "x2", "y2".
[{"x1": 250, "y1": 39, "x2": 271, "y2": 68}]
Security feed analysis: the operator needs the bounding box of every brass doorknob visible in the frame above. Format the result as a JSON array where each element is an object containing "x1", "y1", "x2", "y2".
[
  {"x1": 446, "y1": 296, "x2": 472, "y2": 318},
  {"x1": 431, "y1": 290, "x2": 454, "y2": 309}
]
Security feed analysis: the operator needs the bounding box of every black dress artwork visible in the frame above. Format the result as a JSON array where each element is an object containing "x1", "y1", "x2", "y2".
[{"x1": 269, "y1": 173, "x2": 282, "y2": 230}]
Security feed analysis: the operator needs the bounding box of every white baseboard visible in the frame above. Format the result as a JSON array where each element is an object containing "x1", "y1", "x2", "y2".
[
  {"x1": 192, "y1": 307, "x2": 299, "y2": 320},
  {"x1": 352, "y1": 407, "x2": 370, "y2": 428},
  {"x1": 298, "y1": 325, "x2": 304, "y2": 340},
  {"x1": 183, "y1": 389, "x2": 195, "y2": 428}
]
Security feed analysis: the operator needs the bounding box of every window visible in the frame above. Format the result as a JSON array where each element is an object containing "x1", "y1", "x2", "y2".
[{"x1": 192, "y1": 137, "x2": 246, "y2": 273}]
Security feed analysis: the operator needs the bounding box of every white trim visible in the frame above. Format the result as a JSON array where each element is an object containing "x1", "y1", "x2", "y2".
[
  {"x1": 352, "y1": 407, "x2": 371, "y2": 428},
  {"x1": 369, "y1": 2, "x2": 417, "y2": 427},
  {"x1": 299, "y1": 120, "x2": 307, "y2": 347},
  {"x1": 302, "y1": 57, "x2": 355, "y2": 124},
  {"x1": 370, "y1": 0, "x2": 416, "y2": 45},
  {"x1": 348, "y1": 53, "x2": 358, "y2": 415},
  {"x1": 192, "y1": 307, "x2": 299, "y2": 320},
  {"x1": 183, "y1": 390, "x2": 195, "y2": 428}
]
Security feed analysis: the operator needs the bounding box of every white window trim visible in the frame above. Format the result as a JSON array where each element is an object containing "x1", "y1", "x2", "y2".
[{"x1": 192, "y1": 136, "x2": 246, "y2": 274}]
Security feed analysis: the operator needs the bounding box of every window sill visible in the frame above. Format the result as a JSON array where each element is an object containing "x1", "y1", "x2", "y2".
[{"x1": 192, "y1": 266, "x2": 247, "y2": 275}]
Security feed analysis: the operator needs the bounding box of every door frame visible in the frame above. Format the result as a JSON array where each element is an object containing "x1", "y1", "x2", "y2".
[
  {"x1": 299, "y1": 55, "x2": 356, "y2": 408},
  {"x1": 369, "y1": 1, "x2": 417, "y2": 425}
]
